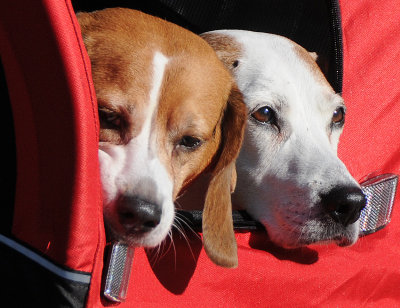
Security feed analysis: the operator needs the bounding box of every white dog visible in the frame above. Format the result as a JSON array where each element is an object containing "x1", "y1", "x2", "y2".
[{"x1": 202, "y1": 30, "x2": 366, "y2": 249}]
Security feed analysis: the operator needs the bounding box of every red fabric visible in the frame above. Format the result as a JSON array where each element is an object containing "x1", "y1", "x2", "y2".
[
  {"x1": 2, "y1": 0, "x2": 400, "y2": 306},
  {"x1": 339, "y1": 0, "x2": 400, "y2": 180},
  {"x1": 0, "y1": 0, "x2": 104, "y2": 273}
]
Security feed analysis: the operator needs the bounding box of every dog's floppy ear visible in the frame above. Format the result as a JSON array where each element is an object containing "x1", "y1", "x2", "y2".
[
  {"x1": 309, "y1": 51, "x2": 330, "y2": 79},
  {"x1": 202, "y1": 84, "x2": 246, "y2": 268},
  {"x1": 76, "y1": 11, "x2": 94, "y2": 31},
  {"x1": 76, "y1": 11, "x2": 97, "y2": 49}
]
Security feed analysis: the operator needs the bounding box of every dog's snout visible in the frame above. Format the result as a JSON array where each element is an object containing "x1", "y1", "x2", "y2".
[
  {"x1": 117, "y1": 196, "x2": 162, "y2": 233},
  {"x1": 321, "y1": 186, "x2": 367, "y2": 227}
]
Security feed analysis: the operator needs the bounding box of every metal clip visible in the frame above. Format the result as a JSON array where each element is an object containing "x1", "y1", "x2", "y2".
[
  {"x1": 359, "y1": 174, "x2": 398, "y2": 235},
  {"x1": 103, "y1": 242, "x2": 135, "y2": 302}
]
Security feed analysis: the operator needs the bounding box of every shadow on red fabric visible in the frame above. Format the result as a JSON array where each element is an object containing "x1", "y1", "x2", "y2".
[
  {"x1": 146, "y1": 228, "x2": 319, "y2": 295},
  {"x1": 146, "y1": 230, "x2": 203, "y2": 294},
  {"x1": 248, "y1": 231, "x2": 319, "y2": 264}
]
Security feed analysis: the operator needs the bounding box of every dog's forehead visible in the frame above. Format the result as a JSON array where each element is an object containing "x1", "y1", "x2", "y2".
[
  {"x1": 209, "y1": 31, "x2": 341, "y2": 111},
  {"x1": 91, "y1": 34, "x2": 231, "y2": 137},
  {"x1": 159, "y1": 73, "x2": 228, "y2": 138},
  {"x1": 152, "y1": 51, "x2": 232, "y2": 131}
]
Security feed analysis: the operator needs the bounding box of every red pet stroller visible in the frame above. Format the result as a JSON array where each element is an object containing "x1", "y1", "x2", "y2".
[{"x1": 1, "y1": 0, "x2": 399, "y2": 306}]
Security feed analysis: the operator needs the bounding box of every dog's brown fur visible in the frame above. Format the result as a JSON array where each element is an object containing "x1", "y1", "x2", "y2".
[{"x1": 78, "y1": 8, "x2": 246, "y2": 267}]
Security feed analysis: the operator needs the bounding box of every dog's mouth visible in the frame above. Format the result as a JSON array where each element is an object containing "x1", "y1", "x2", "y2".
[
  {"x1": 275, "y1": 233, "x2": 356, "y2": 249},
  {"x1": 262, "y1": 215, "x2": 359, "y2": 249},
  {"x1": 305, "y1": 216, "x2": 359, "y2": 247},
  {"x1": 105, "y1": 223, "x2": 164, "y2": 248},
  {"x1": 296, "y1": 234, "x2": 354, "y2": 247},
  {"x1": 112, "y1": 226, "x2": 153, "y2": 240},
  {"x1": 333, "y1": 235, "x2": 354, "y2": 247},
  {"x1": 104, "y1": 223, "x2": 143, "y2": 243}
]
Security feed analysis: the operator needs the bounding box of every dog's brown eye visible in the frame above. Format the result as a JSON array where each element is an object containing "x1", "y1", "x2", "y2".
[
  {"x1": 179, "y1": 136, "x2": 202, "y2": 150},
  {"x1": 251, "y1": 106, "x2": 276, "y2": 124},
  {"x1": 105, "y1": 113, "x2": 121, "y2": 126},
  {"x1": 99, "y1": 108, "x2": 121, "y2": 129},
  {"x1": 332, "y1": 107, "x2": 345, "y2": 125}
]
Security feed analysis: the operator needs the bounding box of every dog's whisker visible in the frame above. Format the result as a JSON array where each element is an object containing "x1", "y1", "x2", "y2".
[
  {"x1": 173, "y1": 220, "x2": 187, "y2": 239},
  {"x1": 153, "y1": 242, "x2": 164, "y2": 264},
  {"x1": 148, "y1": 234, "x2": 172, "y2": 265},
  {"x1": 174, "y1": 198, "x2": 184, "y2": 210},
  {"x1": 149, "y1": 237, "x2": 168, "y2": 266},
  {"x1": 170, "y1": 234, "x2": 177, "y2": 271},
  {"x1": 174, "y1": 211, "x2": 201, "y2": 239},
  {"x1": 298, "y1": 225, "x2": 308, "y2": 244},
  {"x1": 172, "y1": 220, "x2": 197, "y2": 263},
  {"x1": 146, "y1": 247, "x2": 159, "y2": 265},
  {"x1": 174, "y1": 213, "x2": 201, "y2": 263},
  {"x1": 161, "y1": 230, "x2": 174, "y2": 258}
]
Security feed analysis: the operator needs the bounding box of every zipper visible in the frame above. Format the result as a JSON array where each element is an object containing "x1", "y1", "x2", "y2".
[{"x1": 328, "y1": 0, "x2": 344, "y2": 94}]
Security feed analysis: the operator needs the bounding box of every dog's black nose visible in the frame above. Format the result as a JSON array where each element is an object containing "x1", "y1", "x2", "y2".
[
  {"x1": 321, "y1": 186, "x2": 367, "y2": 227},
  {"x1": 117, "y1": 196, "x2": 162, "y2": 233}
]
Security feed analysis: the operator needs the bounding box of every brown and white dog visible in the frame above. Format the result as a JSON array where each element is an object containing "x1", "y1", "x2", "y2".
[
  {"x1": 202, "y1": 30, "x2": 366, "y2": 249},
  {"x1": 77, "y1": 9, "x2": 246, "y2": 267}
]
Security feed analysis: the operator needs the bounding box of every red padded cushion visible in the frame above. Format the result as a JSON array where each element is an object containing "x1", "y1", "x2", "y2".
[{"x1": 0, "y1": 0, "x2": 104, "y2": 273}]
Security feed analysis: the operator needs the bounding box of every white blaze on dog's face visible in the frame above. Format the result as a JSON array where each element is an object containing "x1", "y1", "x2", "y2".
[
  {"x1": 97, "y1": 52, "x2": 173, "y2": 247},
  {"x1": 202, "y1": 30, "x2": 366, "y2": 249},
  {"x1": 78, "y1": 9, "x2": 245, "y2": 257}
]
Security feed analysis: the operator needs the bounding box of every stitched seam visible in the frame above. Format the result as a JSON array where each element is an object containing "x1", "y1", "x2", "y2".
[
  {"x1": 65, "y1": 0, "x2": 98, "y2": 140},
  {"x1": 64, "y1": 0, "x2": 104, "y2": 281}
]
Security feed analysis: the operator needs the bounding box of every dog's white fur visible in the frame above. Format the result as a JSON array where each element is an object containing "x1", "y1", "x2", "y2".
[
  {"x1": 202, "y1": 30, "x2": 363, "y2": 248},
  {"x1": 99, "y1": 52, "x2": 174, "y2": 247}
]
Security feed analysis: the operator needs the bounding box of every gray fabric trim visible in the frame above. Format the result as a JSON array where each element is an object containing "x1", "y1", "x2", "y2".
[{"x1": 0, "y1": 234, "x2": 91, "y2": 284}]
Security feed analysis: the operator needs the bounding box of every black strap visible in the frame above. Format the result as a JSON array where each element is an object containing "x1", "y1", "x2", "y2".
[
  {"x1": 177, "y1": 210, "x2": 264, "y2": 233},
  {"x1": 0, "y1": 60, "x2": 16, "y2": 237},
  {"x1": 0, "y1": 238, "x2": 90, "y2": 307}
]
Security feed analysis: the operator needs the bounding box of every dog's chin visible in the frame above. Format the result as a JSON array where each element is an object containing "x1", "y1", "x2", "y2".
[{"x1": 262, "y1": 219, "x2": 360, "y2": 249}]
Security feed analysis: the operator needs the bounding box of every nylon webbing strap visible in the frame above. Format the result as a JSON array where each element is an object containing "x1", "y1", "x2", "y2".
[{"x1": 176, "y1": 210, "x2": 264, "y2": 233}]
